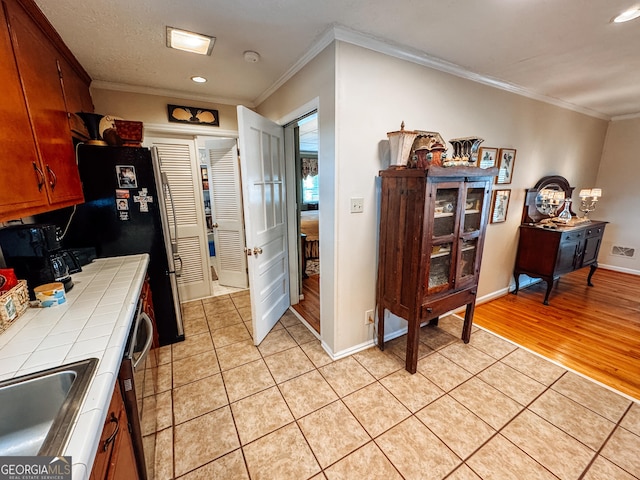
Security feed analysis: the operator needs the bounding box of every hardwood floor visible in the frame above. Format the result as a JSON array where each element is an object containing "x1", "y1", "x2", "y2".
[
  {"x1": 473, "y1": 267, "x2": 640, "y2": 400},
  {"x1": 292, "y1": 274, "x2": 320, "y2": 333}
]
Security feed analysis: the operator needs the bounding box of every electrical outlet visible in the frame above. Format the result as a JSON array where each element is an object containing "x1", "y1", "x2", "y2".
[
  {"x1": 365, "y1": 309, "x2": 374, "y2": 325},
  {"x1": 350, "y1": 197, "x2": 364, "y2": 213}
]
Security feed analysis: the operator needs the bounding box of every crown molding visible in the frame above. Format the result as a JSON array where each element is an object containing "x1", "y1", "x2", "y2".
[
  {"x1": 253, "y1": 27, "x2": 335, "y2": 107},
  {"x1": 611, "y1": 112, "x2": 640, "y2": 121},
  {"x1": 255, "y1": 23, "x2": 611, "y2": 121},
  {"x1": 91, "y1": 80, "x2": 252, "y2": 108},
  {"x1": 331, "y1": 25, "x2": 611, "y2": 121}
]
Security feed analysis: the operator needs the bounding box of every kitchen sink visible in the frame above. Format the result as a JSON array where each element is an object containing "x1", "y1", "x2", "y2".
[{"x1": 0, "y1": 357, "x2": 98, "y2": 456}]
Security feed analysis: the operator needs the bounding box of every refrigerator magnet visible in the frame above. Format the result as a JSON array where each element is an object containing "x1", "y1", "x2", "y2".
[
  {"x1": 116, "y1": 165, "x2": 138, "y2": 188},
  {"x1": 115, "y1": 189, "x2": 130, "y2": 199},
  {"x1": 118, "y1": 210, "x2": 130, "y2": 221},
  {"x1": 117, "y1": 199, "x2": 129, "y2": 211},
  {"x1": 133, "y1": 188, "x2": 153, "y2": 213}
]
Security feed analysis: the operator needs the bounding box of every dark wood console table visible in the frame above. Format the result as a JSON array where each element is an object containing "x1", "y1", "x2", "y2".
[{"x1": 513, "y1": 221, "x2": 607, "y2": 305}]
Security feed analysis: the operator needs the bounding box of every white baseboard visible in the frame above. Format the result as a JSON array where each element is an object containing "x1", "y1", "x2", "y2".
[{"x1": 599, "y1": 263, "x2": 640, "y2": 276}]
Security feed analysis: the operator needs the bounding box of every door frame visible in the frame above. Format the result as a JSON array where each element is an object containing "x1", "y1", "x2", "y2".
[
  {"x1": 144, "y1": 123, "x2": 240, "y2": 301},
  {"x1": 278, "y1": 99, "x2": 320, "y2": 310}
]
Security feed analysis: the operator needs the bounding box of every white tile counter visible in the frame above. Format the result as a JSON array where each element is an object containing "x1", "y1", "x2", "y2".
[{"x1": 0, "y1": 254, "x2": 149, "y2": 480}]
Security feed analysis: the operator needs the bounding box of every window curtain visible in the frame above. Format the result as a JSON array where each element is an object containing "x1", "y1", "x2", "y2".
[{"x1": 301, "y1": 157, "x2": 318, "y2": 178}]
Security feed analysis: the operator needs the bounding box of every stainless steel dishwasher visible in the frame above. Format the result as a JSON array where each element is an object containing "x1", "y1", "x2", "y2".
[{"x1": 119, "y1": 298, "x2": 157, "y2": 480}]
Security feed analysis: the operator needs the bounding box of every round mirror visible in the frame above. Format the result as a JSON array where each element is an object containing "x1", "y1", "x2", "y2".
[{"x1": 535, "y1": 184, "x2": 565, "y2": 216}]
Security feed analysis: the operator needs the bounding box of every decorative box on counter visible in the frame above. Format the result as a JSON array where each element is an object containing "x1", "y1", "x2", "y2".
[{"x1": 0, "y1": 280, "x2": 29, "y2": 332}]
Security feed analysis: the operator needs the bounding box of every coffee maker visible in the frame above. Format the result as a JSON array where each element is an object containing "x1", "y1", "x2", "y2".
[{"x1": 0, "y1": 224, "x2": 74, "y2": 299}]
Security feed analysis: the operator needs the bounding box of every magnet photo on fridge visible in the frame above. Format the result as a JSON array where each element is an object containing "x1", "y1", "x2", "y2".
[{"x1": 116, "y1": 165, "x2": 138, "y2": 188}]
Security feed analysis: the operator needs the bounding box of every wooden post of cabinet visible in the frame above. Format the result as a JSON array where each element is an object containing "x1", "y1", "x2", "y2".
[{"x1": 376, "y1": 166, "x2": 497, "y2": 373}]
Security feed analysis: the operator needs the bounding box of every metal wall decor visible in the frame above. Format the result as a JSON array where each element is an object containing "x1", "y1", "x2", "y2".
[{"x1": 168, "y1": 104, "x2": 219, "y2": 126}]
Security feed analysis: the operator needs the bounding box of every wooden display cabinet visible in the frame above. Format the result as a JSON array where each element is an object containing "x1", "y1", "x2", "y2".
[
  {"x1": 376, "y1": 166, "x2": 497, "y2": 373},
  {"x1": 513, "y1": 175, "x2": 607, "y2": 305}
]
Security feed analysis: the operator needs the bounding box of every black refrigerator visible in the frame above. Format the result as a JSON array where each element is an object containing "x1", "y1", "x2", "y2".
[{"x1": 48, "y1": 144, "x2": 184, "y2": 346}]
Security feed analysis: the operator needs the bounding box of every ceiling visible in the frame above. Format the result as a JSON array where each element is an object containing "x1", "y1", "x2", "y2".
[{"x1": 35, "y1": 0, "x2": 640, "y2": 119}]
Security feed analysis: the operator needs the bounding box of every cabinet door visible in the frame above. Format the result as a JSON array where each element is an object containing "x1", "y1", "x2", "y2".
[
  {"x1": 556, "y1": 239, "x2": 580, "y2": 274},
  {"x1": 428, "y1": 182, "x2": 460, "y2": 294},
  {"x1": 5, "y1": 0, "x2": 82, "y2": 206},
  {"x1": 90, "y1": 388, "x2": 121, "y2": 480},
  {"x1": 0, "y1": 0, "x2": 47, "y2": 219},
  {"x1": 58, "y1": 55, "x2": 94, "y2": 138},
  {"x1": 106, "y1": 408, "x2": 139, "y2": 480},
  {"x1": 457, "y1": 183, "x2": 488, "y2": 287},
  {"x1": 582, "y1": 225, "x2": 605, "y2": 267}
]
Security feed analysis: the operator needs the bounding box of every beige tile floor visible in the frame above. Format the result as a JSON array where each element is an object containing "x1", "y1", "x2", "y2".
[{"x1": 143, "y1": 290, "x2": 640, "y2": 480}]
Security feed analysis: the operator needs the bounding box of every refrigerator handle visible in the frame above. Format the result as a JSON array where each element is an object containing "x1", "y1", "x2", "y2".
[
  {"x1": 173, "y1": 253, "x2": 183, "y2": 277},
  {"x1": 161, "y1": 172, "x2": 180, "y2": 256}
]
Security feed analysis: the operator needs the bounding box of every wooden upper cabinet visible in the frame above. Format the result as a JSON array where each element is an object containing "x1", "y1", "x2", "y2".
[
  {"x1": 0, "y1": 0, "x2": 91, "y2": 221},
  {"x1": 0, "y1": 1, "x2": 46, "y2": 214}
]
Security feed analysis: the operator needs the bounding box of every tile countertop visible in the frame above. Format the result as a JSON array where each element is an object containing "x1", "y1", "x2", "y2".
[{"x1": 0, "y1": 254, "x2": 150, "y2": 480}]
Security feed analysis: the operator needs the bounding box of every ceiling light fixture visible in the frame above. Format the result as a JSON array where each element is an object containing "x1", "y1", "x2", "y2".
[
  {"x1": 167, "y1": 26, "x2": 215, "y2": 55},
  {"x1": 191, "y1": 76, "x2": 207, "y2": 83},
  {"x1": 243, "y1": 51, "x2": 260, "y2": 63},
  {"x1": 612, "y1": 7, "x2": 640, "y2": 23}
]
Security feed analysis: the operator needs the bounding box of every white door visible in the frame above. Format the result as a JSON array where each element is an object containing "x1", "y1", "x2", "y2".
[
  {"x1": 204, "y1": 138, "x2": 248, "y2": 288},
  {"x1": 237, "y1": 106, "x2": 290, "y2": 345},
  {"x1": 144, "y1": 136, "x2": 211, "y2": 301}
]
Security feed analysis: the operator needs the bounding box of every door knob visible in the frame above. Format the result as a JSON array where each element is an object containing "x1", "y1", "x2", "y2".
[
  {"x1": 244, "y1": 247, "x2": 252, "y2": 256},
  {"x1": 253, "y1": 247, "x2": 263, "y2": 255}
]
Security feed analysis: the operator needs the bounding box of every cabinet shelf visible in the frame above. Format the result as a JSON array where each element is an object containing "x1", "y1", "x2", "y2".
[
  {"x1": 465, "y1": 209, "x2": 480, "y2": 214},
  {"x1": 434, "y1": 212, "x2": 454, "y2": 218}
]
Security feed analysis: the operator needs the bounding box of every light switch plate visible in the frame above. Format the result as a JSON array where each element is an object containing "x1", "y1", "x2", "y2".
[{"x1": 350, "y1": 197, "x2": 364, "y2": 213}]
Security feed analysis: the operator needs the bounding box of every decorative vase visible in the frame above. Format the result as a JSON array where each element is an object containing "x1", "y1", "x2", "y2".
[
  {"x1": 387, "y1": 122, "x2": 418, "y2": 169},
  {"x1": 76, "y1": 112, "x2": 107, "y2": 146},
  {"x1": 557, "y1": 199, "x2": 573, "y2": 223}
]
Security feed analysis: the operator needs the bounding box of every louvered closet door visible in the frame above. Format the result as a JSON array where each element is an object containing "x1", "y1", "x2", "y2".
[
  {"x1": 145, "y1": 136, "x2": 211, "y2": 301},
  {"x1": 205, "y1": 139, "x2": 249, "y2": 288}
]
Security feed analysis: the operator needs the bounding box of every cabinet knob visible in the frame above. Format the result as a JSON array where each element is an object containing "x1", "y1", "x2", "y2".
[
  {"x1": 212, "y1": 223, "x2": 219, "y2": 228},
  {"x1": 426, "y1": 307, "x2": 433, "y2": 313}
]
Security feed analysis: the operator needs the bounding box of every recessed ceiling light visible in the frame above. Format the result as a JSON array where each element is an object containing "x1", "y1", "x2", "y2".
[
  {"x1": 167, "y1": 26, "x2": 215, "y2": 55},
  {"x1": 612, "y1": 7, "x2": 640, "y2": 23},
  {"x1": 191, "y1": 76, "x2": 207, "y2": 83}
]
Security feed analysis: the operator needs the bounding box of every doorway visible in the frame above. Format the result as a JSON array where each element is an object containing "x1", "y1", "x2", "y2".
[
  {"x1": 290, "y1": 112, "x2": 320, "y2": 333},
  {"x1": 196, "y1": 136, "x2": 249, "y2": 297}
]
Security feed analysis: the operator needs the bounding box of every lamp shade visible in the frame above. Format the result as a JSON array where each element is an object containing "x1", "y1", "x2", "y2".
[{"x1": 387, "y1": 122, "x2": 418, "y2": 168}]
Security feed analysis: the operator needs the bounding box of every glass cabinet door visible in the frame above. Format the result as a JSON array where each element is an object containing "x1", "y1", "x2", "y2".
[
  {"x1": 462, "y1": 186, "x2": 485, "y2": 234},
  {"x1": 457, "y1": 184, "x2": 487, "y2": 285},
  {"x1": 429, "y1": 186, "x2": 459, "y2": 292}
]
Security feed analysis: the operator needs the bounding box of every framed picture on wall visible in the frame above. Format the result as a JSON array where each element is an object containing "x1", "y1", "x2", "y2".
[
  {"x1": 478, "y1": 147, "x2": 498, "y2": 169},
  {"x1": 496, "y1": 148, "x2": 516, "y2": 184},
  {"x1": 490, "y1": 189, "x2": 511, "y2": 223}
]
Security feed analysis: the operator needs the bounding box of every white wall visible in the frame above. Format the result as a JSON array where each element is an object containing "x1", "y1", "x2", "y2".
[
  {"x1": 257, "y1": 45, "x2": 337, "y2": 351},
  {"x1": 326, "y1": 42, "x2": 608, "y2": 354},
  {"x1": 91, "y1": 88, "x2": 239, "y2": 132},
  {"x1": 595, "y1": 118, "x2": 640, "y2": 273}
]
